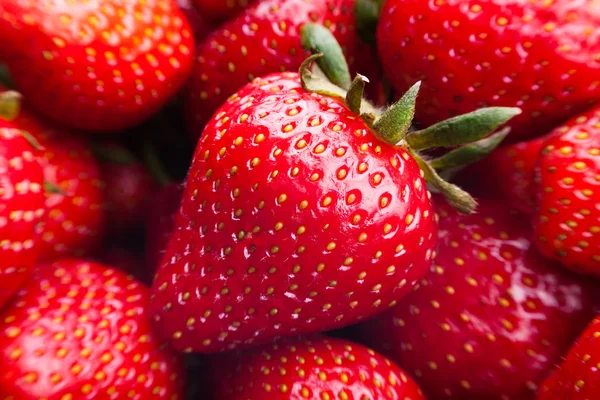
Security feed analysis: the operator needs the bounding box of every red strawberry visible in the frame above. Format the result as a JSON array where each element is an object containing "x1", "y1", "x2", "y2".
[
  {"x1": 95, "y1": 142, "x2": 154, "y2": 236},
  {"x1": 150, "y1": 35, "x2": 519, "y2": 353},
  {"x1": 146, "y1": 183, "x2": 183, "y2": 275},
  {"x1": 377, "y1": 0, "x2": 600, "y2": 142},
  {"x1": 190, "y1": 0, "x2": 256, "y2": 21},
  {"x1": 458, "y1": 136, "x2": 545, "y2": 214},
  {"x1": 357, "y1": 197, "x2": 596, "y2": 399},
  {"x1": 206, "y1": 335, "x2": 425, "y2": 399},
  {"x1": 0, "y1": 0, "x2": 195, "y2": 132},
  {"x1": 534, "y1": 107, "x2": 600, "y2": 275},
  {"x1": 185, "y1": 0, "x2": 360, "y2": 138},
  {"x1": 8, "y1": 112, "x2": 107, "y2": 261},
  {"x1": 538, "y1": 316, "x2": 600, "y2": 399},
  {"x1": 0, "y1": 93, "x2": 45, "y2": 308},
  {"x1": 0, "y1": 259, "x2": 184, "y2": 399}
]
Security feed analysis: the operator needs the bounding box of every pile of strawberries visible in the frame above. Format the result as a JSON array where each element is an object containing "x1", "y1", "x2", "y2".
[{"x1": 0, "y1": 0, "x2": 598, "y2": 399}]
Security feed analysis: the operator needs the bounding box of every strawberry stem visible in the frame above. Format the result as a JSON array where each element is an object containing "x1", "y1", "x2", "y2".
[
  {"x1": 0, "y1": 90, "x2": 22, "y2": 121},
  {"x1": 372, "y1": 81, "x2": 420, "y2": 145},
  {"x1": 429, "y1": 128, "x2": 510, "y2": 170},
  {"x1": 406, "y1": 107, "x2": 521, "y2": 150},
  {"x1": 346, "y1": 74, "x2": 368, "y2": 114},
  {"x1": 300, "y1": 23, "x2": 352, "y2": 90}
]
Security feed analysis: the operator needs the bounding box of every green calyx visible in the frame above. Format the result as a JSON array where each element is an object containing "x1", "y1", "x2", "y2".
[{"x1": 299, "y1": 24, "x2": 521, "y2": 214}]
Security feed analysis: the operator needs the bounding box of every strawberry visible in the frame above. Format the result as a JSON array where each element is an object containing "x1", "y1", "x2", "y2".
[
  {"x1": 458, "y1": 136, "x2": 545, "y2": 214},
  {"x1": 538, "y1": 316, "x2": 600, "y2": 399},
  {"x1": 146, "y1": 183, "x2": 183, "y2": 275},
  {"x1": 205, "y1": 335, "x2": 425, "y2": 399},
  {"x1": 190, "y1": 0, "x2": 256, "y2": 21},
  {"x1": 0, "y1": 92, "x2": 45, "y2": 308},
  {"x1": 377, "y1": 0, "x2": 600, "y2": 142},
  {"x1": 185, "y1": 0, "x2": 360, "y2": 138},
  {"x1": 533, "y1": 107, "x2": 600, "y2": 275},
  {"x1": 9, "y1": 113, "x2": 107, "y2": 261},
  {"x1": 0, "y1": 259, "x2": 184, "y2": 399},
  {"x1": 357, "y1": 197, "x2": 597, "y2": 399},
  {"x1": 150, "y1": 33, "x2": 519, "y2": 353},
  {"x1": 177, "y1": 0, "x2": 216, "y2": 41},
  {"x1": 0, "y1": 0, "x2": 195, "y2": 132},
  {"x1": 94, "y1": 142, "x2": 154, "y2": 236}
]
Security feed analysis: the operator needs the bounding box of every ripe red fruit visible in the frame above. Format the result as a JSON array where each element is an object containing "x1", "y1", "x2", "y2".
[
  {"x1": 152, "y1": 71, "x2": 438, "y2": 353},
  {"x1": 0, "y1": 259, "x2": 184, "y2": 399},
  {"x1": 0, "y1": 0, "x2": 195, "y2": 132},
  {"x1": 534, "y1": 107, "x2": 600, "y2": 275},
  {"x1": 458, "y1": 136, "x2": 545, "y2": 214},
  {"x1": 185, "y1": 0, "x2": 360, "y2": 137},
  {"x1": 190, "y1": 0, "x2": 255, "y2": 21},
  {"x1": 358, "y1": 197, "x2": 596, "y2": 399},
  {"x1": 377, "y1": 0, "x2": 600, "y2": 141},
  {"x1": 146, "y1": 183, "x2": 183, "y2": 274},
  {"x1": 206, "y1": 336, "x2": 425, "y2": 399},
  {"x1": 0, "y1": 99, "x2": 45, "y2": 308},
  {"x1": 97, "y1": 147, "x2": 154, "y2": 236},
  {"x1": 538, "y1": 316, "x2": 600, "y2": 399}
]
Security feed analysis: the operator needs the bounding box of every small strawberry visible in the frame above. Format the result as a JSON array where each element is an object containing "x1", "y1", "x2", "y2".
[
  {"x1": 534, "y1": 107, "x2": 600, "y2": 275},
  {"x1": 538, "y1": 316, "x2": 600, "y2": 399},
  {"x1": 0, "y1": 0, "x2": 195, "y2": 132},
  {"x1": 0, "y1": 92, "x2": 45, "y2": 308},
  {"x1": 185, "y1": 0, "x2": 361, "y2": 138},
  {"x1": 377, "y1": 0, "x2": 600, "y2": 141},
  {"x1": 190, "y1": 0, "x2": 256, "y2": 21},
  {"x1": 151, "y1": 32, "x2": 519, "y2": 353},
  {"x1": 205, "y1": 335, "x2": 425, "y2": 399},
  {"x1": 94, "y1": 142, "x2": 154, "y2": 236},
  {"x1": 458, "y1": 136, "x2": 545, "y2": 214},
  {"x1": 357, "y1": 197, "x2": 596, "y2": 399},
  {"x1": 0, "y1": 259, "x2": 184, "y2": 399},
  {"x1": 146, "y1": 183, "x2": 183, "y2": 275}
]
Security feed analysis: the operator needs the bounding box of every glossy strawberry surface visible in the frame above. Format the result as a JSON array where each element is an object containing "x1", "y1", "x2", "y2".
[
  {"x1": 185, "y1": 0, "x2": 359, "y2": 137},
  {"x1": 538, "y1": 316, "x2": 600, "y2": 399},
  {"x1": 207, "y1": 336, "x2": 425, "y2": 399},
  {"x1": 0, "y1": 259, "x2": 183, "y2": 399},
  {"x1": 459, "y1": 136, "x2": 545, "y2": 214},
  {"x1": 0, "y1": 0, "x2": 195, "y2": 132},
  {"x1": 534, "y1": 107, "x2": 600, "y2": 275},
  {"x1": 146, "y1": 183, "x2": 183, "y2": 275},
  {"x1": 358, "y1": 197, "x2": 596, "y2": 399},
  {"x1": 0, "y1": 123, "x2": 45, "y2": 308},
  {"x1": 151, "y1": 72, "x2": 437, "y2": 353},
  {"x1": 377, "y1": 0, "x2": 600, "y2": 142}
]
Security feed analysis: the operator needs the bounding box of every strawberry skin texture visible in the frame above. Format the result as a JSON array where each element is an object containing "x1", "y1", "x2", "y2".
[
  {"x1": 185, "y1": 0, "x2": 360, "y2": 138},
  {"x1": 459, "y1": 136, "x2": 545, "y2": 214},
  {"x1": 207, "y1": 336, "x2": 425, "y2": 399},
  {"x1": 538, "y1": 316, "x2": 600, "y2": 399},
  {"x1": 0, "y1": 0, "x2": 195, "y2": 132},
  {"x1": 0, "y1": 259, "x2": 184, "y2": 399},
  {"x1": 534, "y1": 107, "x2": 600, "y2": 275},
  {"x1": 151, "y1": 72, "x2": 437, "y2": 353},
  {"x1": 377, "y1": 0, "x2": 600, "y2": 142},
  {"x1": 190, "y1": 0, "x2": 255, "y2": 20},
  {"x1": 358, "y1": 198, "x2": 596, "y2": 399},
  {"x1": 145, "y1": 183, "x2": 183, "y2": 276},
  {"x1": 0, "y1": 125, "x2": 45, "y2": 308}
]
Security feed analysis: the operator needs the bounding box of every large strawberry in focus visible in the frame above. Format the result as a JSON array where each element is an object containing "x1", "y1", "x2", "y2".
[
  {"x1": 0, "y1": 259, "x2": 184, "y2": 399},
  {"x1": 185, "y1": 0, "x2": 360, "y2": 138},
  {"x1": 150, "y1": 30, "x2": 519, "y2": 353},
  {"x1": 377, "y1": 0, "x2": 600, "y2": 142},
  {"x1": 538, "y1": 316, "x2": 600, "y2": 399},
  {"x1": 206, "y1": 336, "x2": 425, "y2": 399},
  {"x1": 358, "y1": 197, "x2": 596, "y2": 399},
  {"x1": 0, "y1": 92, "x2": 45, "y2": 308},
  {"x1": 0, "y1": 0, "x2": 195, "y2": 132},
  {"x1": 534, "y1": 107, "x2": 600, "y2": 276}
]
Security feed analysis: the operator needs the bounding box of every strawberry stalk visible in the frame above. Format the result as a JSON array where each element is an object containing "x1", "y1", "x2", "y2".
[{"x1": 300, "y1": 23, "x2": 521, "y2": 213}]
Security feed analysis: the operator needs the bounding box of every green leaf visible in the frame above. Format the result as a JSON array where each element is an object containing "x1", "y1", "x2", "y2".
[
  {"x1": 345, "y1": 74, "x2": 368, "y2": 114},
  {"x1": 372, "y1": 81, "x2": 420, "y2": 145}
]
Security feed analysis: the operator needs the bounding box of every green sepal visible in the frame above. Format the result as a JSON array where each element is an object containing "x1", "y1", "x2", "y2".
[
  {"x1": 346, "y1": 74, "x2": 368, "y2": 114},
  {"x1": 0, "y1": 91, "x2": 21, "y2": 121},
  {"x1": 143, "y1": 141, "x2": 171, "y2": 187},
  {"x1": 372, "y1": 81, "x2": 420, "y2": 145}
]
